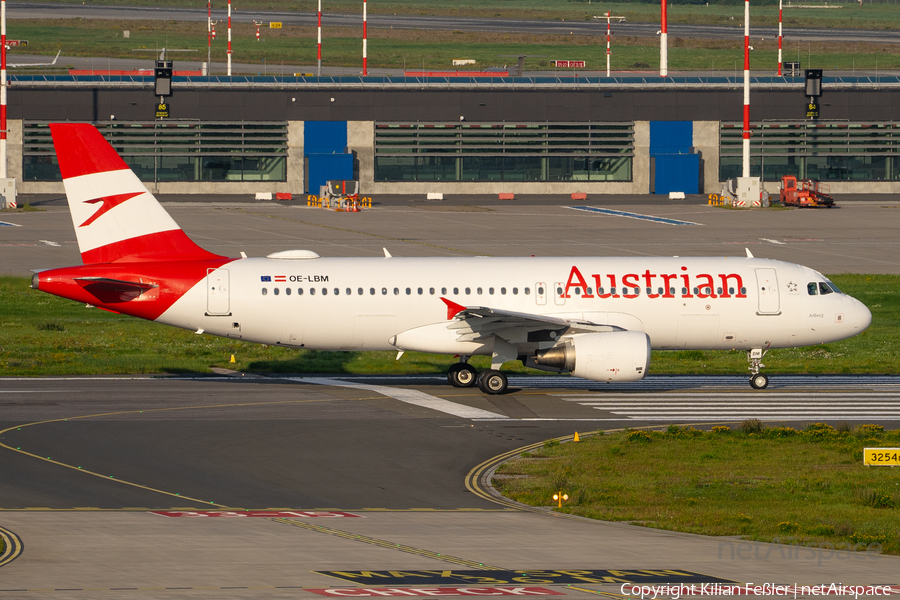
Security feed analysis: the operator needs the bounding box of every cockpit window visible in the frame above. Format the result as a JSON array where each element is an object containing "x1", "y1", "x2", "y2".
[
  {"x1": 826, "y1": 281, "x2": 841, "y2": 294},
  {"x1": 807, "y1": 282, "x2": 818, "y2": 295},
  {"x1": 818, "y1": 282, "x2": 834, "y2": 295}
]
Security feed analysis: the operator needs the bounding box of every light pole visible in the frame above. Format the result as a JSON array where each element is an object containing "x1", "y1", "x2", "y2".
[
  {"x1": 317, "y1": 0, "x2": 322, "y2": 76},
  {"x1": 362, "y1": 0, "x2": 368, "y2": 76},
  {"x1": 777, "y1": 0, "x2": 782, "y2": 75},
  {"x1": 552, "y1": 492, "x2": 569, "y2": 509},
  {"x1": 660, "y1": 0, "x2": 668, "y2": 77},
  {"x1": 594, "y1": 12, "x2": 626, "y2": 78},
  {"x1": 227, "y1": 0, "x2": 232, "y2": 76},
  {"x1": 207, "y1": 1, "x2": 212, "y2": 74},
  {"x1": 742, "y1": 0, "x2": 751, "y2": 178},
  {"x1": 1, "y1": 0, "x2": 7, "y2": 180}
]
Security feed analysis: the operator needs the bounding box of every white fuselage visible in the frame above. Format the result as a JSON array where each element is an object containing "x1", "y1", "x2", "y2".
[{"x1": 156, "y1": 255, "x2": 871, "y2": 356}]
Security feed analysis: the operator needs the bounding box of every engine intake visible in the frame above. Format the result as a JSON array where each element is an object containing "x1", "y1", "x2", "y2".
[{"x1": 534, "y1": 331, "x2": 650, "y2": 383}]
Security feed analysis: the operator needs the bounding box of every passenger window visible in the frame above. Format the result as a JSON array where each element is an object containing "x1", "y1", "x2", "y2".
[
  {"x1": 381, "y1": 287, "x2": 387, "y2": 295},
  {"x1": 489, "y1": 287, "x2": 494, "y2": 295},
  {"x1": 394, "y1": 287, "x2": 400, "y2": 295},
  {"x1": 453, "y1": 287, "x2": 459, "y2": 295},
  {"x1": 598, "y1": 288, "x2": 605, "y2": 295},
  {"x1": 418, "y1": 287, "x2": 423, "y2": 295},
  {"x1": 513, "y1": 287, "x2": 518, "y2": 295},
  {"x1": 525, "y1": 287, "x2": 531, "y2": 295},
  {"x1": 274, "y1": 288, "x2": 280, "y2": 295},
  {"x1": 807, "y1": 282, "x2": 818, "y2": 295},
  {"x1": 262, "y1": 288, "x2": 268, "y2": 296},
  {"x1": 322, "y1": 288, "x2": 327, "y2": 295},
  {"x1": 346, "y1": 288, "x2": 352, "y2": 295},
  {"x1": 310, "y1": 288, "x2": 316, "y2": 295},
  {"x1": 298, "y1": 288, "x2": 304, "y2": 295},
  {"x1": 574, "y1": 288, "x2": 581, "y2": 295},
  {"x1": 405, "y1": 287, "x2": 411, "y2": 295},
  {"x1": 819, "y1": 282, "x2": 833, "y2": 295},
  {"x1": 728, "y1": 287, "x2": 734, "y2": 295},
  {"x1": 429, "y1": 288, "x2": 435, "y2": 295},
  {"x1": 537, "y1": 286, "x2": 544, "y2": 295},
  {"x1": 501, "y1": 287, "x2": 507, "y2": 295},
  {"x1": 358, "y1": 288, "x2": 363, "y2": 295},
  {"x1": 587, "y1": 287, "x2": 592, "y2": 294},
  {"x1": 370, "y1": 288, "x2": 375, "y2": 295},
  {"x1": 556, "y1": 286, "x2": 563, "y2": 295},
  {"x1": 334, "y1": 288, "x2": 339, "y2": 295},
  {"x1": 442, "y1": 287, "x2": 447, "y2": 295},
  {"x1": 740, "y1": 287, "x2": 747, "y2": 295},
  {"x1": 611, "y1": 287, "x2": 617, "y2": 295},
  {"x1": 477, "y1": 287, "x2": 483, "y2": 295},
  {"x1": 286, "y1": 288, "x2": 292, "y2": 296},
  {"x1": 465, "y1": 287, "x2": 471, "y2": 295}
]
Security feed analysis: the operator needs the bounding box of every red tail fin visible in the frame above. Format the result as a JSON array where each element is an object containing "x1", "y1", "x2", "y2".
[{"x1": 50, "y1": 123, "x2": 223, "y2": 264}]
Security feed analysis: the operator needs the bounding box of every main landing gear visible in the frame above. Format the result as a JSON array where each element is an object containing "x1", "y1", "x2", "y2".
[
  {"x1": 748, "y1": 348, "x2": 769, "y2": 389},
  {"x1": 447, "y1": 357, "x2": 509, "y2": 395},
  {"x1": 448, "y1": 359, "x2": 477, "y2": 388}
]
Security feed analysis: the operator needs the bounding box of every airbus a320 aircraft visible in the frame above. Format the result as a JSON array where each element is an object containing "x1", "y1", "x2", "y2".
[{"x1": 33, "y1": 124, "x2": 872, "y2": 394}]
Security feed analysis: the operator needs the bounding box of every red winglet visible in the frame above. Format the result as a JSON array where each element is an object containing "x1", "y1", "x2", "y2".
[{"x1": 440, "y1": 297, "x2": 467, "y2": 320}]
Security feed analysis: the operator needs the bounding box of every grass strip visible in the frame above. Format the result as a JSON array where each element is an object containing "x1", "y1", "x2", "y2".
[
  {"x1": 0, "y1": 273, "x2": 896, "y2": 377},
  {"x1": 493, "y1": 422, "x2": 900, "y2": 555},
  {"x1": 20, "y1": 0, "x2": 900, "y2": 31},
  {"x1": 9, "y1": 18, "x2": 900, "y2": 72}
]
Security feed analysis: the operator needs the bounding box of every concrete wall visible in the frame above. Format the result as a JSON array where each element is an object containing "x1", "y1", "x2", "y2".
[{"x1": 693, "y1": 121, "x2": 719, "y2": 194}]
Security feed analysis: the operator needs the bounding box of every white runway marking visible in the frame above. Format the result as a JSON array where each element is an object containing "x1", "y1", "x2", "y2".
[
  {"x1": 39, "y1": 239, "x2": 61, "y2": 247},
  {"x1": 299, "y1": 377, "x2": 508, "y2": 420},
  {"x1": 556, "y1": 392, "x2": 900, "y2": 421}
]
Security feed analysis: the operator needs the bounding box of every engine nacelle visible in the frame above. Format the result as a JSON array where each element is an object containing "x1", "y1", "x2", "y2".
[{"x1": 534, "y1": 331, "x2": 650, "y2": 382}]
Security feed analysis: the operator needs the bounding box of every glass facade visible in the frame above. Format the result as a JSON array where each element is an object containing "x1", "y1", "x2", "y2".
[
  {"x1": 720, "y1": 121, "x2": 899, "y2": 182},
  {"x1": 374, "y1": 122, "x2": 633, "y2": 182},
  {"x1": 23, "y1": 121, "x2": 288, "y2": 183}
]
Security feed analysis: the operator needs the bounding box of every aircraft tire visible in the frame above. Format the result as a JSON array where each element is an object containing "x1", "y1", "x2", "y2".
[
  {"x1": 477, "y1": 369, "x2": 508, "y2": 395},
  {"x1": 448, "y1": 363, "x2": 477, "y2": 387},
  {"x1": 749, "y1": 373, "x2": 769, "y2": 390}
]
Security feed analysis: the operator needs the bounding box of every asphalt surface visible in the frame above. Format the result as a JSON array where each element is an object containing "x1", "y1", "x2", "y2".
[
  {"x1": 4, "y1": 196, "x2": 900, "y2": 277},
  {"x1": 8, "y1": 2, "x2": 900, "y2": 45},
  {"x1": 4, "y1": 197, "x2": 900, "y2": 597}
]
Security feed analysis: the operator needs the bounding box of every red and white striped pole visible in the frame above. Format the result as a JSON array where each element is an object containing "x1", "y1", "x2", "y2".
[
  {"x1": 254, "y1": 20, "x2": 261, "y2": 41},
  {"x1": 227, "y1": 0, "x2": 232, "y2": 76},
  {"x1": 362, "y1": 0, "x2": 368, "y2": 76},
  {"x1": 777, "y1": 0, "x2": 783, "y2": 75},
  {"x1": 317, "y1": 0, "x2": 322, "y2": 76},
  {"x1": 207, "y1": 1, "x2": 212, "y2": 74},
  {"x1": 742, "y1": 0, "x2": 751, "y2": 178},
  {"x1": 212, "y1": 21, "x2": 217, "y2": 41},
  {"x1": 660, "y1": 0, "x2": 668, "y2": 77},
  {"x1": 1, "y1": 0, "x2": 8, "y2": 179},
  {"x1": 606, "y1": 11, "x2": 611, "y2": 78}
]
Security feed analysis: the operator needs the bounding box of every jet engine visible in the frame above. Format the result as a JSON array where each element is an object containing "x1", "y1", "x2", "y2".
[{"x1": 533, "y1": 331, "x2": 650, "y2": 382}]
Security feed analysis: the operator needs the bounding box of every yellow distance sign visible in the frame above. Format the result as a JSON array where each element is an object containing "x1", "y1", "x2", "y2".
[
  {"x1": 269, "y1": 22, "x2": 282, "y2": 28},
  {"x1": 864, "y1": 448, "x2": 900, "y2": 466}
]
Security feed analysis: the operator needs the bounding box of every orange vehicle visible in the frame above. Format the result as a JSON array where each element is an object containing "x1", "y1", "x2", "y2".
[{"x1": 779, "y1": 175, "x2": 835, "y2": 208}]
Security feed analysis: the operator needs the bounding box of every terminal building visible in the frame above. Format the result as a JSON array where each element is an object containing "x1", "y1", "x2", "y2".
[{"x1": 8, "y1": 74, "x2": 900, "y2": 197}]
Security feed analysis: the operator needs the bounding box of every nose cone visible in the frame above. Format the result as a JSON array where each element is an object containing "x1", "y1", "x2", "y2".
[{"x1": 848, "y1": 296, "x2": 872, "y2": 333}]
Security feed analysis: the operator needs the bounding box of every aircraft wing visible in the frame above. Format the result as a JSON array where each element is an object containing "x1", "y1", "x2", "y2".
[
  {"x1": 7, "y1": 50, "x2": 61, "y2": 68},
  {"x1": 440, "y1": 297, "x2": 619, "y2": 344}
]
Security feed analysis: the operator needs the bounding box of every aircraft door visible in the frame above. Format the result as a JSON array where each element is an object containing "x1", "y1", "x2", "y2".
[
  {"x1": 207, "y1": 268, "x2": 230, "y2": 315},
  {"x1": 755, "y1": 268, "x2": 780, "y2": 315},
  {"x1": 535, "y1": 282, "x2": 547, "y2": 305},
  {"x1": 554, "y1": 282, "x2": 566, "y2": 306}
]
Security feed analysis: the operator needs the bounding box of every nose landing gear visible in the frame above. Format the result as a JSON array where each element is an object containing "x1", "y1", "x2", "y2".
[{"x1": 748, "y1": 348, "x2": 769, "y2": 389}]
